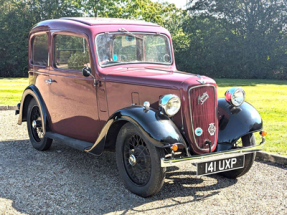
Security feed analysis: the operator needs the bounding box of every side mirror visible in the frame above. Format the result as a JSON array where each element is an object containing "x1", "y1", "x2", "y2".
[
  {"x1": 82, "y1": 66, "x2": 98, "y2": 86},
  {"x1": 82, "y1": 67, "x2": 92, "y2": 77}
]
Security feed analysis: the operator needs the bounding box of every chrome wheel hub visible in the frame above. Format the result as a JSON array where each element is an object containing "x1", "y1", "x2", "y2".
[
  {"x1": 32, "y1": 120, "x2": 37, "y2": 128},
  {"x1": 129, "y1": 154, "x2": 137, "y2": 166},
  {"x1": 123, "y1": 134, "x2": 151, "y2": 185},
  {"x1": 30, "y1": 106, "x2": 43, "y2": 142}
]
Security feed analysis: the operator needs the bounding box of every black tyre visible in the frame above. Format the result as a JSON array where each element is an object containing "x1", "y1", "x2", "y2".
[
  {"x1": 116, "y1": 123, "x2": 166, "y2": 197},
  {"x1": 219, "y1": 134, "x2": 256, "y2": 178},
  {"x1": 27, "y1": 99, "x2": 52, "y2": 151}
]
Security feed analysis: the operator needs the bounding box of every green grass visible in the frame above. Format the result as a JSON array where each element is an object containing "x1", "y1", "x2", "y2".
[
  {"x1": 0, "y1": 78, "x2": 28, "y2": 105},
  {"x1": 216, "y1": 78, "x2": 287, "y2": 156},
  {"x1": 0, "y1": 78, "x2": 286, "y2": 156}
]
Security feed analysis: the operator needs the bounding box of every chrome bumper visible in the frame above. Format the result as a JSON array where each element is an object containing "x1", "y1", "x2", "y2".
[{"x1": 161, "y1": 137, "x2": 265, "y2": 167}]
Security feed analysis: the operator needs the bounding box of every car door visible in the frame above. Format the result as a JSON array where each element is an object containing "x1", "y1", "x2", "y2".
[{"x1": 48, "y1": 32, "x2": 99, "y2": 143}]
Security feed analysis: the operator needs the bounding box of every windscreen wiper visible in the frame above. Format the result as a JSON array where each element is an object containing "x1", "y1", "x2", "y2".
[{"x1": 118, "y1": 28, "x2": 143, "y2": 40}]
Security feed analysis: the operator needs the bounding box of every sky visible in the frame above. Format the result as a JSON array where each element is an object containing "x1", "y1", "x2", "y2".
[{"x1": 154, "y1": 0, "x2": 188, "y2": 9}]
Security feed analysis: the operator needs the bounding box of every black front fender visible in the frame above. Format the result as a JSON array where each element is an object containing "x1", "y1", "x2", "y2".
[
  {"x1": 218, "y1": 98, "x2": 263, "y2": 144},
  {"x1": 18, "y1": 85, "x2": 48, "y2": 133},
  {"x1": 86, "y1": 106, "x2": 187, "y2": 155}
]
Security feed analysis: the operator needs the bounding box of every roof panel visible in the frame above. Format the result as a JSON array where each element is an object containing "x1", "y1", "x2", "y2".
[{"x1": 60, "y1": 17, "x2": 159, "y2": 27}]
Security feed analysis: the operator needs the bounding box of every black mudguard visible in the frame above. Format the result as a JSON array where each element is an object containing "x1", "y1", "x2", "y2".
[
  {"x1": 218, "y1": 98, "x2": 263, "y2": 146},
  {"x1": 86, "y1": 106, "x2": 187, "y2": 155},
  {"x1": 17, "y1": 85, "x2": 48, "y2": 133}
]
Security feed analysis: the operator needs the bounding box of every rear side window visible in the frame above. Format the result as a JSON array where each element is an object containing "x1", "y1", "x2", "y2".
[
  {"x1": 32, "y1": 34, "x2": 49, "y2": 66},
  {"x1": 54, "y1": 35, "x2": 90, "y2": 71}
]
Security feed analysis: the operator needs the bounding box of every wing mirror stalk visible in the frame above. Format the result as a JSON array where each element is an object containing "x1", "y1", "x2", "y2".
[{"x1": 82, "y1": 67, "x2": 98, "y2": 86}]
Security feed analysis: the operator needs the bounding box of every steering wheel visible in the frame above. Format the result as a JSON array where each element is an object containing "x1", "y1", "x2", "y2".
[{"x1": 162, "y1": 54, "x2": 170, "y2": 62}]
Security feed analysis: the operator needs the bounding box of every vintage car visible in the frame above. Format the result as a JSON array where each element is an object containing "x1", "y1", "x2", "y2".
[{"x1": 16, "y1": 17, "x2": 266, "y2": 197}]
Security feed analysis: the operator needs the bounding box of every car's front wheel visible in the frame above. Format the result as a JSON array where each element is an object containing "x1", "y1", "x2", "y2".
[
  {"x1": 116, "y1": 122, "x2": 166, "y2": 197},
  {"x1": 219, "y1": 133, "x2": 256, "y2": 178},
  {"x1": 27, "y1": 98, "x2": 52, "y2": 151}
]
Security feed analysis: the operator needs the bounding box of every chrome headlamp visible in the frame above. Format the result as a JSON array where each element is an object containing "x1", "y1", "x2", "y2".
[
  {"x1": 159, "y1": 94, "x2": 181, "y2": 117},
  {"x1": 225, "y1": 87, "x2": 245, "y2": 106}
]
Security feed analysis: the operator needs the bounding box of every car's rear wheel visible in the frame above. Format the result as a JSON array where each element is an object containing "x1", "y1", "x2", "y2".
[
  {"x1": 27, "y1": 99, "x2": 52, "y2": 151},
  {"x1": 116, "y1": 123, "x2": 166, "y2": 197},
  {"x1": 219, "y1": 133, "x2": 256, "y2": 178}
]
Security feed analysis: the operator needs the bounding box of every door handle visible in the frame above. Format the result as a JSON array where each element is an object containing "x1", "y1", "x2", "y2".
[{"x1": 45, "y1": 79, "x2": 54, "y2": 84}]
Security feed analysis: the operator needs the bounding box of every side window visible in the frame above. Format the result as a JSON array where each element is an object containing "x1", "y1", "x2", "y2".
[
  {"x1": 54, "y1": 35, "x2": 90, "y2": 71},
  {"x1": 32, "y1": 34, "x2": 49, "y2": 66}
]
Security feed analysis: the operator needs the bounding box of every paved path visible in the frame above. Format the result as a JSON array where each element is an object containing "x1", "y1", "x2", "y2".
[{"x1": 0, "y1": 111, "x2": 286, "y2": 214}]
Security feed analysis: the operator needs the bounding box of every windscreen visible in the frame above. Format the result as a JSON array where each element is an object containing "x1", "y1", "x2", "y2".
[{"x1": 96, "y1": 33, "x2": 172, "y2": 67}]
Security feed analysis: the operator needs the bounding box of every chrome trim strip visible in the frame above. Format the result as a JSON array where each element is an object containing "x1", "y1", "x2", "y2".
[
  {"x1": 161, "y1": 138, "x2": 265, "y2": 167},
  {"x1": 188, "y1": 85, "x2": 217, "y2": 151}
]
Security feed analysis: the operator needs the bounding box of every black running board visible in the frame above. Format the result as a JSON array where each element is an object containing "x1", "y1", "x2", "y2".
[{"x1": 45, "y1": 132, "x2": 94, "y2": 151}]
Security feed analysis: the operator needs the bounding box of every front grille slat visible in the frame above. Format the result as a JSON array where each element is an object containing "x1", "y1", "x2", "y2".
[{"x1": 189, "y1": 85, "x2": 217, "y2": 151}]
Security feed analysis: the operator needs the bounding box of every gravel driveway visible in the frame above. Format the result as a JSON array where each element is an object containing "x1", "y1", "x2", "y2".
[{"x1": 0, "y1": 110, "x2": 286, "y2": 214}]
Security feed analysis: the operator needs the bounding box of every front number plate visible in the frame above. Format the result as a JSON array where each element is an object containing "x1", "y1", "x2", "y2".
[{"x1": 196, "y1": 155, "x2": 245, "y2": 176}]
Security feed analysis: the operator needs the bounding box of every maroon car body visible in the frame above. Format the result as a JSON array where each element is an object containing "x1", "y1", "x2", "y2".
[{"x1": 16, "y1": 18, "x2": 266, "y2": 197}]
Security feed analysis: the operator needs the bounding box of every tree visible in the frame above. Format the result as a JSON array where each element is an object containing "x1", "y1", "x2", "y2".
[
  {"x1": 73, "y1": 0, "x2": 124, "y2": 17},
  {"x1": 0, "y1": 0, "x2": 80, "y2": 77},
  {"x1": 184, "y1": 0, "x2": 287, "y2": 79},
  {"x1": 0, "y1": 1, "x2": 34, "y2": 76},
  {"x1": 27, "y1": 0, "x2": 80, "y2": 20}
]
